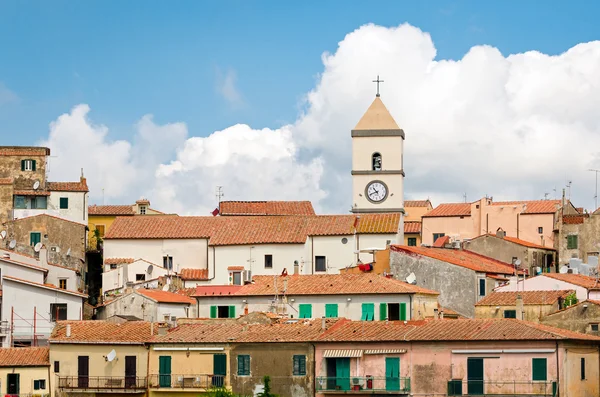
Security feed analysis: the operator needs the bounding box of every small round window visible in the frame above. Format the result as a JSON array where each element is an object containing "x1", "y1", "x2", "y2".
[{"x1": 341, "y1": 237, "x2": 348, "y2": 244}]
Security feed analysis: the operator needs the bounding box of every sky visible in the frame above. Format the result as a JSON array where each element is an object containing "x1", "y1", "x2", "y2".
[{"x1": 1, "y1": 1, "x2": 600, "y2": 214}]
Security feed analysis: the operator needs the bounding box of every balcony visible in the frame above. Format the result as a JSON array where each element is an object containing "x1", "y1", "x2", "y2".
[
  {"x1": 316, "y1": 377, "x2": 410, "y2": 394},
  {"x1": 148, "y1": 374, "x2": 226, "y2": 390},
  {"x1": 58, "y1": 376, "x2": 147, "y2": 393},
  {"x1": 447, "y1": 380, "x2": 557, "y2": 396}
]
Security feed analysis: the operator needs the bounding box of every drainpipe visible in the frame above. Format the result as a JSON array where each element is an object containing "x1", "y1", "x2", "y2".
[
  {"x1": 311, "y1": 236, "x2": 314, "y2": 274},
  {"x1": 555, "y1": 341, "x2": 560, "y2": 397},
  {"x1": 209, "y1": 246, "x2": 216, "y2": 281},
  {"x1": 409, "y1": 295, "x2": 413, "y2": 320}
]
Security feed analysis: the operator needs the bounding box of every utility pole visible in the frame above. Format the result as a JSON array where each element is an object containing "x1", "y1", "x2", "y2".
[{"x1": 589, "y1": 169, "x2": 600, "y2": 210}]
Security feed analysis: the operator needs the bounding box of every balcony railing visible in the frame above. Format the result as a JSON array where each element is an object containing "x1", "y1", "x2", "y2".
[
  {"x1": 447, "y1": 380, "x2": 557, "y2": 396},
  {"x1": 316, "y1": 377, "x2": 410, "y2": 393},
  {"x1": 148, "y1": 374, "x2": 226, "y2": 389},
  {"x1": 58, "y1": 376, "x2": 147, "y2": 391}
]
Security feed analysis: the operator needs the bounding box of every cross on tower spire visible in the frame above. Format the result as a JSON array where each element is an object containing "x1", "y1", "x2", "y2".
[{"x1": 372, "y1": 75, "x2": 384, "y2": 97}]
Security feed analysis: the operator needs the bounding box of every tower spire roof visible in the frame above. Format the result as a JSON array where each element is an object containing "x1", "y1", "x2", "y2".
[{"x1": 353, "y1": 97, "x2": 400, "y2": 131}]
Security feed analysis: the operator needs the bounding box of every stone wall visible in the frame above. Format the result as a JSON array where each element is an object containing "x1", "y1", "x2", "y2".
[
  {"x1": 0, "y1": 149, "x2": 48, "y2": 190},
  {"x1": 0, "y1": 183, "x2": 14, "y2": 225},
  {"x1": 541, "y1": 302, "x2": 600, "y2": 334},
  {"x1": 557, "y1": 214, "x2": 600, "y2": 264}
]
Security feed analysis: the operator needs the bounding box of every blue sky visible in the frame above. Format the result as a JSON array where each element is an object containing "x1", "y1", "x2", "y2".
[{"x1": 1, "y1": 1, "x2": 599, "y2": 145}]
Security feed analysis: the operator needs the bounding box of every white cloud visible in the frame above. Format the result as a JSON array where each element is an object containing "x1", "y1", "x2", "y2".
[
  {"x1": 215, "y1": 67, "x2": 243, "y2": 107},
  {"x1": 0, "y1": 82, "x2": 18, "y2": 106},
  {"x1": 41, "y1": 23, "x2": 600, "y2": 214}
]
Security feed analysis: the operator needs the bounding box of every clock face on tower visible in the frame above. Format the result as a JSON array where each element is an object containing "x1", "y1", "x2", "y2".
[{"x1": 365, "y1": 180, "x2": 388, "y2": 203}]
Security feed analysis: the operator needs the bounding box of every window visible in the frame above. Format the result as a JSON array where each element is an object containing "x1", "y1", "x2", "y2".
[
  {"x1": 264, "y1": 254, "x2": 273, "y2": 269},
  {"x1": 538, "y1": 227, "x2": 543, "y2": 234},
  {"x1": 163, "y1": 256, "x2": 173, "y2": 270},
  {"x1": 299, "y1": 304, "x2": 312, "y2": 319},
  {"x1": 581, "y1": 358, "x2": 586, "y2": 380},
  {"x1": 59, "y1": 197, "x2": 69, "y2": 209},
  {"x1": 59, "y1": 279, "x2": 67, "y2": 290},
  {"x1": 237, "y1": 355, "x2": 250, "y2": 376},
  {"x1": 21, "y1": 159, "x2": 36, "y2": 171},
  {"x1": 210, "y1": 305, "x2": 236, "y2": 319},
  {"x1": 407, "y1": 237, "x2": 417, "y2": 246},
  {"x1": 14, "y1": 195, "x2": 26, "y2": 209},
  {"x1": 591, "y1": 323, "x2": 599, "y2": 332},
  {"x1": 140, "y1": 206, "x2": 147, "y2": 215},
  {"x1": 54, "y1": 361, "x2": 60, "y2": 373},
  {"x1": 433, "y1": 233, "x2": 445, "y2": 242},
  {"x1": 7, "y1": 373, "x2": 19, "y2": 394},
  {"x1": 315, "y1": 256, "x2": 326, "y2": 272},
  {"x1": 567, "y1": 235, "x2": 578, "y2": 249},
  {"x1": 325, "y1": 303, "x2": 338, "y2": 318},
  {"x1": 136, "y1": 274, "x2": 145, "y2": 281},
  {"x1": 361, "y1": 303, "x2": 374, "y2": 321},
  {"x1": 110, "y1": 264, "x2": 117, "y2": 270},
  {"x1": 232, "y1": 272, "x2": 242, "y2": 285},
  {"x1": 96, "y1": 225, "x2": 105, "y2": 237},
  {"x1": 34, "y1": 379, "x2": 46, "y2": 390},
  {"x1": 50, "y1": 303, "x2": 67, "y2": 322},
  {"x1": 293, "y1": 355, "x2": 307, "y2": 376},
  {"x1": 532, "y1": 358, "x2": 547, "y2": 381},
  {"x1": 504, "y1": 310, "x2": 517, "y2": 319},
  {"x1": 479, "y1": 279, "x2": 486, "y2": 296},
  {"x1": 30, "y1": 232, "x2": 41, "y2": 247},
  {"x1": 372, "y1": 152, "x2": 382, "y2": 171},
  {"x1": 31, "y1": 196, "x2": 47, "y2": 209}
]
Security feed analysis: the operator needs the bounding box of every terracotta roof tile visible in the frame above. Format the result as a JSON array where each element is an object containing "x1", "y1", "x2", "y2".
[
  {"x1": 473, "y1": 234, "x2": 556, "y2": 250},
  {"x1": 391, "y1": 245, "x2": 516, "y2": 275},
  {"x1": 104, "y1": 257, "x2": 135, "y2": 265},
  {"x1": 355, "y1": 213, "x2": 401, "y2": 234},
  {"x1": 179, "y1": 268, "x2": 208, "y2": 281},
  {"x1": 14, "y1": 189, "x2": 50, "y2": 196},
  {"x1": 89, "y1": 205, "x2": 135, "y2": 216},
  {"x1": 219, "y1": 201, "x2": 315, "y2": 216},
  {"x1": 541, "y1": 273, "x2": 600, "y2": 290},
  {"x1": 47, "y1": 180, "x2": 89, "y2": 192},
  {"x1": 3, "y1": 275, "x2": 87, "y2": 297},
  {"x1": 0, "y1": 147, "x2": 50, "y2": 156},
  {"x1": 423, "y1": 203, "x2": 471, "y2": 217},
  {"x1": 206, "y1": 274, "x2": 439, "y2": 297},
  {"x1": 0, "y1": 347, "x2": 49, "y2": 366},
  {"x1": 136, "y1": 289, "x2": 195, "y2": 304},
  {"x1": 50, "y1": 321, "x2": 154, "y2": 343},
  {"x1": 563, "y1": 214, "x2": 588, "y2": 225},
  {"x1": 209, "y1": 216, "x2": 308, "y2": 245},
  {"x1": 404, "y1": 222, "x2": 421, "y2": 234},
  {"x1": 193, "y1": 285, "x2": 243, "y2": 296},
  {"x1": 136, "y1": 199, "x2": 150, "y2": 205},
  {"x1": 433, "y1": 235, "x2": 451, "y2": 247},
  {"x1": 227, "y1": 266, "x2": 245, "y2": 271},
  {"x1": 475, "y1": 290, "x2": 574, "y2": 306},
  {"x1": 0, "y1": 178, "x2": 13, "y2": 185},
  {"x1": 404, "y1": 200, "x2": 431, "y2": 208}
]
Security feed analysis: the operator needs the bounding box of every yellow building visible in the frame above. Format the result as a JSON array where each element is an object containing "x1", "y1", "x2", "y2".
[
  {"x1": 474, "y1": 290, "x2": 575, "y2": 322},
  {"x1": 403, "y1": 199, "x2": 432, "y2": 246},
  {"x1": 88, "y1": 199, "x2": 164, "y2": 250},
  {"x1": 0, "y1": 347, "x2": 50, "y2": 396},
  {"x1": 49, "y1": 321, "x2": 152, "y2": 397}
]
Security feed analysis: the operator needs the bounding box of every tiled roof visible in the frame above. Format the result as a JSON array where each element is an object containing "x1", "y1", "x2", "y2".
[
  {"x1": 104, "y1": 257, "x2": 135, "y2": 265},
  {"x1": 136, "y1": 199, "x2": 150, "y2": 205},
  {"x1": 0, "y1": 147, "x2": 50, "y2": 156},
  {"x1": 563, "y1": 214, "x2": 588, "y2": 225},
  {"x1": 14, "y1": 189, "x2": 51, "y2": 196},
  {"x1": 318, "y1": 318, "x2": 600, "y2": 342},
  {"x1": 475, "y1": 290, "x2": 574, "y2": 306},
  {"x1": 0, "y1": 347, "x2": 49, "y2": 366},
  {"x1": 105, "y1": 213, "x2": 401, "y2": 243},
  {"x1": 219, "y1": 201, "x2": 315, "y2": 216},
  {"x1": 179, "y1": 268, "x2": 208, "y2": 281},
  {"x1": 492, "y1": 200, "x2": 561, "y2": 214},
  {"x1": 227, "y1": 266, "x2": 245, "y2": 271},
  {"x1": 541, "y1": 273, "x2": 600, "y2": 290},
  {"x1": 486, "y1": 273, "x2": 509, "y2": 281},
  {"x1": 404, "y1": 200, "x2": 431, "y2": 208},
  {"x1": 472, "y1": 234, "x2": 555, "y2": 250},
  {"x1": 391, "y1": 245, "x2": 516, "y2": 275},
  {"x1": 423, "y1": 203, "x2": 471, "y2": 218},
  {"x1": 404, "y1": 221, "x2": 421, "y2": 234},
  {"x1": 433, "y1": 235, "x2": 451, "y2": 247},
  {"x1": 8, "y1": 213, "x2": 86, "y2": 227},
  {"x1": 0, "y1": 256, "x2": 48, "y2": 273},
  {"x1": 0, "y1": 178, "x2": 13, "y2": 185},
  {"x1": 89, "y1": 205, "x2": 135, "y2": 216},
  {"x1": 3, "y1": 276, "x2": 87, "y2": 297},
  {"x1": 203, "y1": 274, "x2": 439, "y2": 297},
  {"x1": 193, "y1": 285, "x2": 243, "y2": 296},
  {"x1": 50, "y1": 321, "x2": 154, "y2": 344},
  {"x1": 47, "y1": 180, "x2": 89, "y2": 192},
  {"x1": 136, "y1": 289, "x2": 195, "y2": 304}
]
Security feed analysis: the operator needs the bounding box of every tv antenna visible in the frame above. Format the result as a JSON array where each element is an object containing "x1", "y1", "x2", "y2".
[
  {"x1": 215, "y1": 186, "x2": 224, "y2": 204},
  {"x1": 463, "y1": 192, "x2": 467, "y2": 203},
  {"x1": 589, "y1": 169, "x2": 600, "y2": 210},
  {"x1": 543, "y1": 193, "x2": 549, "y2": 200}
]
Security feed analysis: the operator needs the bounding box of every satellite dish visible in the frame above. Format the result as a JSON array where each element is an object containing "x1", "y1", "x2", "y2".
[
  {"x1": 34, "y1": 242, "x2": 42, "y2": 252},
  {"x1": 559, "y1": 266, "x2": 569, "y2": 274},
  {"x1": 535, "y1": 267, "x2": 542, "y2": 275},
  {"x1": 514, "y1": 259, "x2": 522, "y2": 267},
  {"x1": 33, "y1": 180, "x2": 40, "y2": 190},
  {"x1": 0, "y1": 231, "x2": 5, "y2": 239},
  {"x1": 147, "y1": 265, "x2": 153, "y2": 275},
  {"x1": 8, "y1": 240, "x2": 16, "y2": 249},
  {"x1": 405, "y1": 272, "x2": 417, "y2": 284},
  {"x1": 106, "y1": 349, "x2": 117, "y2": 362},
  {"x1": 66, "y1": 248, "x2": 71, "y2": 257}
]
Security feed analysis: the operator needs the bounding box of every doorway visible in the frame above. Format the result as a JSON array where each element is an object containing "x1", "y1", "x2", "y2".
[
  {"x1": 388, "y1": 304, "x2": 400, "y2": 321},
  {"x1": 213, "y1": 354, "x2": 226, "y2": 387},
  {"x1": 385, "y1": 357, "x2": 400, "y2": 391},
  {"x1": 467, "y1": 358, "x2": 484, "y2": 395},
  {"x1": 325, "y1": 358, "x2": 350, "y2": 391},
  {"x1": 7, "y1": 373, "x2": 19, "y2": 395},
  {"x1": 78, "y1": 356, "x2": 89, "y2": 388},
  {"x1": 125, "y1": 356, "x2": 136, "y2": 388}
]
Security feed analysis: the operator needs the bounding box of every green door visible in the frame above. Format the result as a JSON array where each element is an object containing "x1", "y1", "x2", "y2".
[
  {"x1": 467, "y1": 358, "x2": 484, "y2": 395},
  {"x1": 213, "y1": 354, "x2": 226, "y2": 387},
  {"x1": 335, "y1": 358, "x2": 350, "y2": 391},
  {"x1": 386, "y1": 357, "x2": 400, "y2": 391},
  {"x1": 158, "y1": 356, "x2": 171, "y2": 387}
]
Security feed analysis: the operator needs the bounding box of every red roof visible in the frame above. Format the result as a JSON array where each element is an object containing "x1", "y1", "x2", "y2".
[
  {"x1": 391, "y1": 245, "x2": 516, "y2": 275},
  {"x1": 50, "y1": 321, "x2": 154, "y2": 343},
  {"x1": 475, "y1": 290, "x2": 574, "y2": 306},
  {"x1": 89, "y1": 205, "x2": 135, "y2": 216},
  {"x1": 563, "y1": 214, "x2": 587, "y2": 225},
  {"x1": 14, "y1": 189, "x2": 51, "y2": 196},
  {"x1": 404, "y1": 200, "x2": 431, "y2": 208},
  {"x1": 433, "y1": 235, "x2": 451, "y2": 247},
  {"x1": 194, "y1": 285, "x2": 243, "y2": 296},
  {"x1": 179, "y1": 268, "x2": 208, "y2": 281},
  {"x1": 423, "y1": 203, "x2": 471, "y2": 217},
  {"x1": 0, "y1": 347, "x2": 49, "y2": 366},
  {"x1": 471, "y1": 234, "x2": 555, "y2": 251},
  {"x1": 541, "y1": 273, "x2": 600, "y2": 290},
  {"x1": 136, "y1": 289, "x2": 195, "y2": 304},
  {"x1": 404, "y1": 221, "x2": 421, "y2": 234},
  {"x1": 47, "y1": 180, "x2": 89, "y2": 192},
  {"x1": 104, "y1": 257, "x2": 134, "y2": 265},
  {"x1": 219, "y1": 201, "x2": 315, "y2": 216}
]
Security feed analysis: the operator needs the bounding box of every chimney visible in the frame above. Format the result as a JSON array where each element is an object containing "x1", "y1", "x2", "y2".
[
  {"x1": 293, "y1": 261, "x2": 299, "y2": 275},
  {"x1": 516, "y1": 294, "x2": 524, "y2": 320},
  {"x1": 66, "y1": 324, "x2": 71, "y2": 337},
  {"x1": 157, "y1": 323, "x2": 168, "y2": 336},
  {"x1": 496, "y1": 229, "x2": 506, "y2": 238},
  {"x1": 440, "y1": 310, "x2": 444, "y2": 320},
  {"x1": 433, "y1": 308, "x2": 439, "y2": 320},
  {"x1": 321, "y1": 317, "x2": 326, "y2": 331}
]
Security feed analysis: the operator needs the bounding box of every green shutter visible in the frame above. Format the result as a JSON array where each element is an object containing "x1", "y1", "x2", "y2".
[
  {"x1": 380, "y1": 303, "x2": 388, "y2": 321},
  {"x1": 213, "y1": 354, "x2": 227, "y2": 376},
  {"x1": 30, "y1": 232, "x2": 41, "y2": 246},
  {"x1": 400, "y1": 303, "x2": 407, "y2": 321},
  {"x1": 532, "y1": 358, "x2": 547, "y2": 381},
  {"x1": 362, "y1": 303, "x2": 374, "y2": 321},
  {"x1": 34, "y1": 380, "x2": 40, "y2": 390},
  {"x1": 60, "y1": 197, "x2": 69, "y2": 209},
  {"x1": 210, "y1": 306, "x2": 217, "y2": 318},
  {"x1": 293, "y1": 355, "x2": 306, "y2": 376},
  {"x1": 21, "y1": 160, "x2": 25, "y2": 171},
  {"x1": 32, "y1": 160, "x2": 36, "y2": 171},
  {"x1": 567, "y1": 235, "x2": 578, "y2": 249},
  {"x1": 159, "y1": 356, "x2": 171, "y2": 387},
  {"x1": 238, "y1": 355, "x2": 250, "y2": 376},
  {"x1": 325, "y1": 304, "x2": 338, "y2": 318},
  {"x1": 228, "y1": 305, "x2": 236, "y2": 318},
  {"x1": 299, "y1": 304, "x2": 312, "y2": 318}
]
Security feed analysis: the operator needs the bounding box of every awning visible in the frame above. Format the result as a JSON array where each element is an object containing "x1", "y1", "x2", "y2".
[
  {"x1": 364, "y1": 349, "x2": 406, "y2": 355},
  {"x1": 323, "y1": 350, "x2": 363, "y2": 358}
]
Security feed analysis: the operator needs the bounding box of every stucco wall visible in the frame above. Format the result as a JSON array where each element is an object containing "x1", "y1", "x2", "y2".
[
  {"x1": 102, "y1": 260, "x2": 168, "y2": 294},
  {"x1": 421, "y1": 216, "x2": 474, "y2": 245},
  {"x1": 475, "y1": 303, "x2": 559, "y2": 323},
  {"x1": 48, "y1": 191, "x2": 88, "y2": 224},
  {"x1": 0, "y1": 183, "x2": 14, "y2": 225},
  {"x1": 0, "y1": 258, "x2": 46, "y2": 283},
  {"x1": 557, "y1": 214, "x2": 600, "y2": 264},
  {"x1": 495, "y1": 276, "x2": 589, "y2": 302},
  {"x1": 352, "y1": 173, "x2": 404, "y2": 212},
  {"x1": 541, "y1": 303, "x2": 600, "y2": 334},
  {"x1": 0, "y1": 366, "x2": 49, "y2": 395},
  {"x1": 560, "y1": 342, "x2": 600, "y2": 397},
  {"x1": 99, "y1": 293, "x2": 192, "y2": 322},
  {"x1": 0, "y1": 152, "x2": 47, "y2": 190}
]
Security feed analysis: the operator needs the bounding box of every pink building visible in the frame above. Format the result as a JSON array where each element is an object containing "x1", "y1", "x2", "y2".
[
  {"x1": 315, "y1": 318, "x2": 600, "y2": 396},
  {"x1": 421, "y1": 197, "x2": 577, "y2": 247}
]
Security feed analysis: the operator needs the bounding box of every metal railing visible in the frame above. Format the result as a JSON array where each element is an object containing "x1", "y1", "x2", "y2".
[
  {"x1": 447, "y1": 380, "x2": 557, "y2": 396},
  {"x1": 148, "y1": 374, "x2": 226, "y2": 389},
  {"x1": 58, "y1": 376, "x2": 147, "y2": 390},
  {"x1": 316, "y1": 377, "x2": 411, "y2": 393}
]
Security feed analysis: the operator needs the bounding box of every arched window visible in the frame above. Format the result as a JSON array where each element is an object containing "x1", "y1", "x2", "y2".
[{"x1": 372, "y1": 152, "x2": 382, "y2": 171}]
